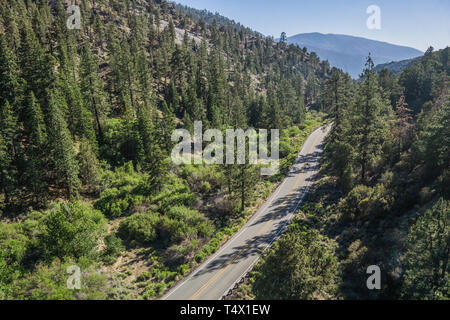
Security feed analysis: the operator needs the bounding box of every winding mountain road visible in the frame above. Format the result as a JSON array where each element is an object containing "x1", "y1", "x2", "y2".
[{"x1": 163, "y1": 125, "x2": 331, "y2": 300}]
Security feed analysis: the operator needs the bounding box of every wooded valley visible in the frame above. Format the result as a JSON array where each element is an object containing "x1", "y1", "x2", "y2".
[{"x1": 0, "y1": 0, "x2": 448, "y2": 300}]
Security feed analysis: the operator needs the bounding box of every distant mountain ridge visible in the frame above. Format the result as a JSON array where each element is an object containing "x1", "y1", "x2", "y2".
[
  {"x1": 375, "y1": 57, "x2": 421, "y2": 74},
  {"x1": 286, "y1": 33, "x2": 423, "y2": 78}
]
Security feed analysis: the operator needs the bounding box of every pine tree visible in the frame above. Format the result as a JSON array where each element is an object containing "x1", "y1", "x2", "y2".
[
  {"x1": 233, "y1": 162, "x2": 260, "y2": 212},
  {"x1": 46, "y1": 90, "x2": 80, "y2": 197},
  {"x1": 24, "y1": 91, "x2": 46, "y2": 146},
  {"x1": 224, "y1": 131, "x2": 260, "y2": 213},
  {"x1": 165, "y1": 79, "x2": 181, "y2": 115},
  {"x1": 136, "y1": 104, "x2": 169, "y2": 194},
  {"x1": 18, "y1": 24, "x2": 47, "y2": 101},
  {"x1": 402, "y1": 198, "x2": 450, "y2": 300},
  {"x1": 350, "y1": 56, "x2": 393, "y2": 183},
  {"x1": 0, "y1": 100, "x2": 19, "y2": 206},
  {"x1": 378, "y1": 68, "x2": 403, "y2": 108},
  {"x1": 324, "y1": 68, "x2": 347, "y2": 133},
  {"x1": 264, "y1": 88, "x2": 282, "y2": 130},
  {"x1": 392, "y1": 95, "x2": 414, "y2": 159},
  {"x1": 57, "y1": 40, "x2": 96, "y2": 144},
  {"x1": 159, "y1": 100, "x2": 176, "y2": 153},
  {"x1": 80, "y1": 44, "x2": 106, "y2": 141},
  {"x1": 323, "y1": 69, "x2": 355, "y2": 187},
  {"x1": 77, "y1": 138, "x2": 101, "y2": 193},
  {"x1": 0, "y1": 34, "x2": 21, "y2": 107},
  {"x1": 207, "y1": 49, "x2": 226, "y2": 127}
]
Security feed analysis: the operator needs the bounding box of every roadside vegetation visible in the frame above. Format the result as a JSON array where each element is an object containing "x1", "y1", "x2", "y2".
[
  {"x1": 227, "y1": 48, "x2": 449, "y2": 300},
  {"x1": 0, "y1": 0, "x2": 333, "y2": 299},
  {"x1": 1, "y1": 0, "x2": 447, "y2": 301},
  {"x1": 0, "y1": 111, "x2": 323, "y2": 299}
]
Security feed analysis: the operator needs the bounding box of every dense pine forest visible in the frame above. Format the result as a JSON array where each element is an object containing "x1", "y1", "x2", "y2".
[
  {"x1": 0, "y1": 0, "x2": 329, "y2": 299},
  {"x1": 0, "y1": 0, "x2": 448, "y2": 300},
  {"x1": 230, "y1": 48, "x2": 449, "y2": 300}
]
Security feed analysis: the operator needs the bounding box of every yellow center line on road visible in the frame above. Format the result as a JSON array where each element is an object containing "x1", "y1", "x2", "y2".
[{"x1": 188, "y1": 133, "x2": 320, "y2": 300}]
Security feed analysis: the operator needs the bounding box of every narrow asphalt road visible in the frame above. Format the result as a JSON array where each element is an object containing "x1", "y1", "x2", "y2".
[{"x1": 163, "y1": 125, "x2": 331, "y2": 300}]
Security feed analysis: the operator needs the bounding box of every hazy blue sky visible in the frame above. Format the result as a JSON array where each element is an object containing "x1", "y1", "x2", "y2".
[{"x1": 174, "y1": 0, "x2": 450, "y2": 51}]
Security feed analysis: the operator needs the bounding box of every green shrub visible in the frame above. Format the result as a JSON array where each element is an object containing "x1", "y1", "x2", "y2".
[
  {"x1": 151, "y1": 175, "x2": 198, "y2": 213},
  {"x1": 0, "y1": 222, "x2": 29, "y2": 265},
  {"x1": 204, "y1": 237, "x2": 221, "y2": 254},
  {"x1": 287, "y1": 125, "x2": 301, "y2": 136},
  {"x1": 94, "y1": 187, "x2": 145, "y2": 218},
  {"x1": 338, "y1": 184, "x2": 393, "y2": 220},
  {"x1": 143, "y1": 284, "x2": 156, "y2": 299},
  {"x1": 155, "y1": 283, "x2": 166, "y2": 295},
  {"x1": 154, "y1": 191, "x2": 197, "y2": 213},
  {"x1": 158, "y1": 216, "x2": 189, "y2": 243},
  {"x1": 167, "y1": 206, "x2": 213, "y2": 237},
  {"x1": 201, "y1": 182, "x2": 211, "y2": 194},
  {"x1": 252, "y1": 229, "x2": 338, "y2": 300},
  {"x1": 9, "y1": 258, "x2": 108, "y2": 300},
  {"x1": 157, "y1": 206, "x2": 214, "y2": 244},
  {"x1": 101, "y1": 234, "x2": 124, "y2": 265},
  {"x1": 137, "y1": 271, "x2": 151, "y2": 282},
  {"x1": 0, "y1": 222, "x2": 31, "y2": 298},
  {"x1": 194, "y1": 234, "x2": 223, "y2": 263},
  {"x1": 195, "y1": 251, "x2": 206, "y2": 263},
  {"x1": 39, "y1": 201, "x2": 107, "y2": 260},
  {"x1": 94, "y1": 163, "x2": 147, "y2": 218},
  {"x1": 180, "y1": 165, "x2": 224, "y2": 193},
  {"x1": 279, "y1": 138, "x2": 295, "y2": 158},
  {"x1": 177, "y1": 264, "x2": 189, "y2": 276},
  {"x1": 338, "y1": 185, "x2": 373, "y2": 220},
  {"x1": 167, "y1": 239, "x2": 200, "y2": 263},
  {"x1": 118, "y1": 212, "x2": 160, "y2": 244}
]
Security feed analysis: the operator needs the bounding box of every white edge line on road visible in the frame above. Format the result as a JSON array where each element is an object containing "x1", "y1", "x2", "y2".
[
  {"x1": 219, "y1": 126, "x2": 330, "y2": 299},
  {"x1": 162, "y1": 174, "x2": 290, "y2": 300},
  {"x1": 220, "y1": 181, "x2": 313, "y2": 300}
]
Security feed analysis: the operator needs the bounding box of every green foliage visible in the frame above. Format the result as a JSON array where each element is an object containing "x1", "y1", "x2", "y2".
[
  {"x1": 338, "y1": 185, "x2": 373, "y2": 220},
  {"x1": 101, "y1": 234, "x2": 125, "y2": 265},
  {"x1": 350, "y1": 57, "x2": 394, "y2": 182},
  {"x1": 46, "y1": 90, "x2": 81, "y2": 197},
  {"x1": 195, "y1": 234, "x2": 223, "y2": 263},
  {"x1": 94, "y1": 187, "x2": 145, "y2": 218},
  {"x1": 39, "y1": 201, "x2": 107, "y2": 260},
  {"x1": 10, "y1": 258, "x2": 107, "y2": 300},
  {"x1": 94, "y1": 163, "x2": 146, "y2": 218},
  {"x1": 0, "y1": 100, "x2": 19, "y2": 206},
  {"x1": 160, "y1": 206, "x2": 213, "y2": 243},
  {"x1": 0, "y1": 222, "x2": 30, "y2": 298},
  {"x1": 77, "y1": 139, "x2": 101, "y2": 192},
  {"x1": 415, "y1": 101, "x2": 450, "y2": 174},
  {"x1": 277, "y1": 118, "x2": 324, "y2": 178},
  {"x1": 402, "y1": 199, "x2": 450, "y2": 300},
  {"x1": 118, "y1": 206, "x2": 213, "y2": 247},
  {"x1": 180, "y1": 165, "x2": 224, "y2": 194},
  {"x1": 252, "y1": 227, "x2": 339, "y2": 300},
  {"x1": 118, "y1": 212, "x2": 159, "y2": 245},
  {"x1": 151, "y1": 174, "x2": 197, "y2": 212},
  {"x1": 325, "y1": 57, "x2": 393, "y2": 185},
  {"x1": 0, "y1": 0, "x2": 446, "y2": 301}
]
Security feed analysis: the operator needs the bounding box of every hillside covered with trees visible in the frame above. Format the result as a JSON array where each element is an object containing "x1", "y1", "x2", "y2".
[
  {"x1": 0, "y1": 0, "x2": 448, "y2": 301},
  {"x1": 229, "y1": 48, "x2": 449, "y2": 300},
  {"x1": 0, "y1": 0, "x2": 330, "y2": 299}
]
